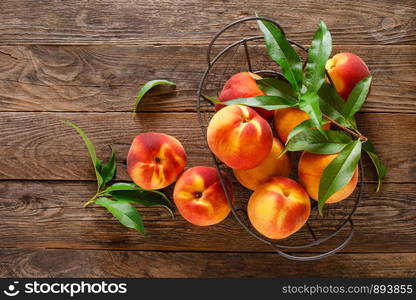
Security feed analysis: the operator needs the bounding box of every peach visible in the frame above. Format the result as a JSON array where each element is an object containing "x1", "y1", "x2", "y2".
[
  {"x1": 325, "y1": 52, "x2": 370, "y2": 100},
  {"x1": 274, "y1": 107, "x2": 331, "y2": 144},
  {"x1": 216, "y1": 72, "x2": 274, "y2": 121},
  {"x1": 207, "y1": 104, "x2": 273, "y2": 170},
  {"x1": 233, "y1": 137, "x2": 291, "y2": 190},
  {"x1": 173, "y1": 166, "x2": 233, "y2": 226},
  {"x1": 247, "y1": 176, "x2": 311, "y2": 240},
  {"x1": 298, "y1": 152, "x2": 359, "y2": 203},
  {"x1": 127, "y1": 132, "x2": 186, "y2": 190}
]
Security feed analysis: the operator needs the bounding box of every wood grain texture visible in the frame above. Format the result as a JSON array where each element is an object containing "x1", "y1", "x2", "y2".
[
  {"x1": 0, "y1": 111, "x2": 413, "y2": 182},
  {"x1": 1, "y1": 0, "x2": 415, "y2": 279},
  {"x1": 0, "y1": 249, "x2": 414, "y2": 277},
  {"x1": 0, "y1": 45, "x2": 415, "y2": 113},
  {"x1": 0, "y1": 0, "x2": 415, "y2": 45},
  {"x1": 0, "y1": 181, "x2": 414, "y2": 252}
]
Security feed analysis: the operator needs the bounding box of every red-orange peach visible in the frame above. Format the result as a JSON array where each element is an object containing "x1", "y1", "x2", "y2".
[
  {"x1": 325, "y1": 52, "x2": 370, "y2": 100},
  {"x1": 247, "y1": 176, "x2": 311, "y2": 240},
  {"x1": 233, "y1": 137, "x2": 291, "y2": 190},
  {"x1": 127, "y1": 132, "x2": 186, "y2": 190},
  {"x1": 173, "y1": 166, "x2": 233, "y2": 226},
  {"x1": 274, "y1": 107, "x2": 331, "y2": 144},
  {"x1": 207, "y1": 104, "x2": 273, "y2": 170},
  {"x1": 298, "y1": 152, "x2": 359, "y2": 203},
  {"x1": 216, "y1": 72, "x2": 274, "y2": 121}
]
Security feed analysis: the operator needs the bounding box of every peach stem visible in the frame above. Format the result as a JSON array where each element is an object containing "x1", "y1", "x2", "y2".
[{"x1": 83, "y1": 191, "x2": 103, "y2": 207}]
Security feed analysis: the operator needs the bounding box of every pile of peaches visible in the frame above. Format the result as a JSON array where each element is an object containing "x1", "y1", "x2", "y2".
[{"x1": 127, "y1": 52, "x2": 370, "y2": 240}]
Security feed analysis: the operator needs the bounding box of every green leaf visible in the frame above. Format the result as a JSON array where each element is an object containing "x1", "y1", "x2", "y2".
[
  {"x1": 100, "y1": 146, "x2": 116, "y2": 187},
  {"x1": 102, "y1": 182, "x2": 142, "y2": 193},
  {"x1": 286, "y1": 119, "x2": 330, "y2": 144},
  {"x1": 257, "y1": 18, "x2": 303, "y2": 91},
  {"x1": 318, "y1": 83, "x2": 356, "y2": 129},
  {"x1": 95, "y1": 197, "x2": 145, "y2": 235},
  {"x1": 133, "y1": 79, "x2": 176, "y2": 113},
  {"x1": 365, "y1": 151, "x2": 386, "y2": 193},
  {"x1": 285, "y1": 129, "x2": 352, "y2": 154},
  {"x1": 108, "y1": 189, "x2": 174, "y2": 219},
  {"x1": 319, "y1": 99, "x2": 351, "y2": 128},
  {"x1": 318, "y1": 140, "x2": 362, "y2": 214},
  {"x1": 318, "y1": 82, "x2": 345, "y2": 113},
  {"x1": 286, "y1": 119, "x2": 314, "y2": 143},
  {"x1": 213, "y1": 95, "x2": 297, "y2": 110},
  {"x1": 362, "y1": 141, "x2": 386, "y2": 192},
  {"x1": 343, "y1": 76, "x2": 372, "y2": 118},
  {"x1": 303, "y1": 21, "x2": 332, "y2": 95},
  {"x1": 95, "y1": 158, "x2": 102, "y2": 172},
  {"x1": 255, "y1": 77, "x2": 298, "y2": 100},
  {"x1": 362, "y1": 139, "x2": 375, "y2": 152},
  {"x1": 348, "y1": 115, "x2": 358, "y2": 129},
  {"x1": 299, "y1": 93, "x2": 326, "y2": 136},
  {"x1": 60, "y1": 120, "x2": 103, "y2": 189}
]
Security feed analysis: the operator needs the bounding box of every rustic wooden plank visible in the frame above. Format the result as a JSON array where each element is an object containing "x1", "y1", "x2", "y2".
[
  {"x1": 0, "y1": 45, "x2": 415, "y2": 113},
  {"x1": 0, "y1": 248, "x2": 414, "y2": 277},
  {"x1": 0, "y1": 181, "x2": 414, "y2": 252},
  {"x1": 0, "y1": 0, "x2": 415, "y2": 45},
  {"x1": 0, "y1": 112, "x2": 413, "y2": 182}
]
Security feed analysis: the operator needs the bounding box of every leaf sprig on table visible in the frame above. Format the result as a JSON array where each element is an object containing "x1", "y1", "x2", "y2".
[
  {"x1": 204, "y1": 18, "x2": 386, "y2": 214},
  {"x1": 133, "y1": 79, "x2": 176, "y2": 113},
  {"x1": 60, "y1": 120, "x2": 174, "y2": 235}
]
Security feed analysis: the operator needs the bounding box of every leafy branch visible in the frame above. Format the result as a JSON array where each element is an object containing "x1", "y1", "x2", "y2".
[{"x1": 61, "y1": 120, "x2": 174, "y2": 235}]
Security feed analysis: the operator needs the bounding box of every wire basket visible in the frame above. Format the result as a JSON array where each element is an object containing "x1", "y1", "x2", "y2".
[{"x1": 196, "y1": 16, "x2": 363, "y2": 261}]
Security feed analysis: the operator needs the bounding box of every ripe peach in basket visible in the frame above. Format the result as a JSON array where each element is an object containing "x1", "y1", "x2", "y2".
[
  {"x1": 248, "y1": 176, "x2": 311, "y2": 240},
  {"x1": 207, "y1": 104, "x2": 273, "y2": 170},
  {"x1": 325, "y1": 52, "x2": 370, "y2": 100},
  {"x1": 127, "y1": 132, "x2": 186, "y2": 190},
  {"x1": 216, "y1": 72, "x2": 274, "y2": 121},
  {"x1": 298, "y1": 152, "x2": 359, "y2": 203},
  {"x1": 274, "y1": 107, "x2": 331, "y2": 144},
  {"x1": 233, "y1": 137, "x2": 291, "y2": 191},
  {"x1": 173, "y1": 166, "x2": 233, "y2": 226}
]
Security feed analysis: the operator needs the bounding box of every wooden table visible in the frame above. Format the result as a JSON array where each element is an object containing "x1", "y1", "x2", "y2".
[{"x1": 0, "y1": 0, "x2": 415, "y2": 277}]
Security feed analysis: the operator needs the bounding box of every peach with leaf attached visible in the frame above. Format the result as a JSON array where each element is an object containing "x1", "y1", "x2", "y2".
[
  {"x1": 216, "y1": 72, "x2": 274, "y2": 121},
  {"x1": 325, "y1": 52, "x2": 370, "y2": 100},
  {"x1": 298, "y1": 151, "x2": 358, "y2": 203}
]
